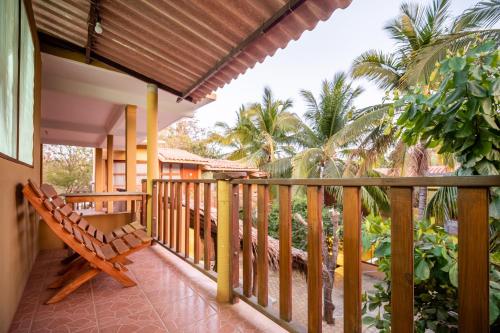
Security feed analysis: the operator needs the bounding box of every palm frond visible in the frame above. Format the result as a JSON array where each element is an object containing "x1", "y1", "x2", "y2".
[
  {"x1": 327, "y1": 104, "x2": 390, "y2": 149},
  {"x1": 425, "y1": 186, "x2": 458, "y2": 224},
  {"x1": 401, "y1": 29, "x2": 500, "y2": 88},
  {"x1": 263, "y1": 157, "x2": 293, "y2": 178},
  {"x1": 453, "y1": 0, "x2": 500, "y2": 32},
  {"x1": 351, "y1": 50, "x2": 403, "y2": 90}
]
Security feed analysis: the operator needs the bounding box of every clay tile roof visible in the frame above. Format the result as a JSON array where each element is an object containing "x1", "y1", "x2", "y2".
[
  {"x1": 158, "y1": 148, "x2": 258, "y2": 172},
  {"x1": 158, "y1": 148, "x2": 209, "y2": 164},
  {"x1": 33, "y1": 0, "x2": 352, "y2": 103}
]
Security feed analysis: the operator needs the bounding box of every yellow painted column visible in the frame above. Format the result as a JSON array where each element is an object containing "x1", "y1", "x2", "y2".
[
  {"x1": 146, "y1": 84, "x2": 159, "y2": 235},
  {"x1": 126, "y1": 105, "x2": 137, "y2": 210},
  {"x1": 106, "y1": 134, "x2": 114, "y2": 213},
  {"x1": 216, "y1": 179, "x2": 232, "y2": 302},
  {"x1": 94, "y1": 148, "x2": 104, "y2": 211}
]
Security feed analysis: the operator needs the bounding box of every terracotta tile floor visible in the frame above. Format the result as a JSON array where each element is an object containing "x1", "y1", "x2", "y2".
[{"x1": 9, "y1": 245, "x2": 287, "y2": 333}]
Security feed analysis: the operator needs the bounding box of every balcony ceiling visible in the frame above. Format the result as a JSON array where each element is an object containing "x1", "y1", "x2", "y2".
[
  {"x1": 41, "y1": 53, "x2": 212, "y2": 149},
  {"x1": 32, "y1": 0, "x2": 351, "y2": 103}
]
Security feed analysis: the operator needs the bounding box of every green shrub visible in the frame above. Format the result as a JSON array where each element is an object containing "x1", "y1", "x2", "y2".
[
  {"x1": 268, "y1": 195, "x2": 336, "y2": 251},
  {"x1": 362, "y1": 215, "x2": 459, "y2": 332}
]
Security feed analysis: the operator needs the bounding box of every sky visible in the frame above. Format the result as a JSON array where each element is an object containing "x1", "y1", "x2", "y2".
[{"x1": 193, "y1": 0, "x2": 477, "y2": 128}]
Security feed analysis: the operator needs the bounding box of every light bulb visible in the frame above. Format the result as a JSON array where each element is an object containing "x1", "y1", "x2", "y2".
[{"x1": 94, "y1": 22, "x2": 103, "y2": 34}]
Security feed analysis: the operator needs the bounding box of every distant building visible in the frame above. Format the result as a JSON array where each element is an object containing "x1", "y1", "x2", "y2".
[{"x1": 102, "y1": 145, "x2": 258, "y2": 191}]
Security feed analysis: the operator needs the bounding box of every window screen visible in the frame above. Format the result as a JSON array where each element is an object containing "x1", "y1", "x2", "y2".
[
  {"x1": 18, "y1": 2, "x2": 35, "y2": 164},
  {"x1": 0, "y1": 0, "x2": 19, "y2": 158}
]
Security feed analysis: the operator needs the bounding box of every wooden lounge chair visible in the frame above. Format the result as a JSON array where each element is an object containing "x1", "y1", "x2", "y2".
[{"x1": 23, "y1": 180, "x2": 152, "y2": 304}]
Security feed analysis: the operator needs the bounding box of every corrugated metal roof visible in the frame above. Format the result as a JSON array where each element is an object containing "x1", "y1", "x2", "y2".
[{"x1": 33, "y1": 0, "x2": 352, "y2": 102}]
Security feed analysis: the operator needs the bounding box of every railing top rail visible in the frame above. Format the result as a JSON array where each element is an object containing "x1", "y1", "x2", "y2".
[
  {"x1": 63, "y1": 192, "x2": 147, "y2": 197},
  {"x1": 230, "y1": 176, "x2": 500, "y2": 187},
  {"x1": 152, "y1": 179, "x2": 217, "y2": 184}
]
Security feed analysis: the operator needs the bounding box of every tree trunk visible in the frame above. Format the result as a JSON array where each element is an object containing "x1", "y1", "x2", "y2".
[
  {"x1": 295, "y1": 210, "x2": 340, "y2": 325},
  {"x1": 417, "y1": 186, "x2": 427, "y2": 220},
  {"x1": 322, "y1": 209, "x2": 340, "y2": 325}
]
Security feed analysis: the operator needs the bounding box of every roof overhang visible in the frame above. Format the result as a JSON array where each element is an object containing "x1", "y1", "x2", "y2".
[{"x1": 33, "y1": 0, "x2": 352, "y2": 103}]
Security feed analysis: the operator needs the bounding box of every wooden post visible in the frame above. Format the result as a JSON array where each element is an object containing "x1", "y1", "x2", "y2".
[
  {"x1": 216, "y1": 178, "x2": 232, "y2": 302},
  {"x1": 193, "y1": 183, "x2": 201, "y2": 263},
  {"x1": 185, "y1": 182, "x2": 191, "y2": 258},
  {"x1": 146, "y1": 84, "x2": 158, "y2": 236},
  {"x1": 204, "y1": 183, "x2": 212, "y2": 270},
  {"x1": 458, "y1": 187, "x2": 489, "y2": 332},
  {"x1": 390, "y1": 187, "x2": 414, "y2": 333},
  {"x1": 94, "y1": 148, "x2": 104, "y2": 211},
  {"x1": 125, "y1": 104, "x2": 137, "y2": 211},
  {"x1": 257, "y1": 184, "x2": 270, "y2": 307},
  {"x1": 343, "y1": 186, "x2": 361, "y2": 333},
  {"x1": 242, "y1": 184, "x2": 252, "y2": 297},
  {"x1": 106, "y1": 134, "x2": 113, "y2": 213},
  {"x1": 215, "y1": 172, "x2": 246, "y2": 303},
  {"x1": 279, "y1": 185, "x2": 292, "y2": 321},
  {"x1": 307, "y1": 186, "x2": 323, "y2": 333}
]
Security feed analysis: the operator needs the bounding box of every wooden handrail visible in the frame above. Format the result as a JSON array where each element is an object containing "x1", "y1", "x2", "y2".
[
  {"x1": 232, "y1": 175, "x2": 500, "y2": 186},
  {"x1": 150, "y1": 176, "x2": 497, "y2": 333},
  {"x1": 63, "y1": 192, "x2": 147, "y2": 203}
]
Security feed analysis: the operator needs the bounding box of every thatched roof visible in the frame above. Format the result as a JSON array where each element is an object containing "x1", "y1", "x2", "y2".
[{"x1": 184, "y1": 200, "x2": 309, "y2": 274}]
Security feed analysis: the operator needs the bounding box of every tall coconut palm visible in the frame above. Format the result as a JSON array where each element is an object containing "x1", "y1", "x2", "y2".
[
  {"x1": 351, "y1": 0, "x2": 500, "y2": 90},
  {"x1": 209, "y1": 87, "x2": 301, "y2": 168},
  {"x1": 267, "y1": 72, "x2": 391, "y2": 213},
  {"x1": 349, "y1": 0, "x2": 499, "y2": 219}
]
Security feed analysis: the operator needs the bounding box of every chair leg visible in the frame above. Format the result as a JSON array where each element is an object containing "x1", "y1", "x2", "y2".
[
  {"x1": 107, "y1": 268, "x2": 137, "y2": 288},
  {"x1": 57, "y1": 256, "x2": 84, "y2": 276},
  {"x1": 48, "y1": 260, "x2": 88, "y2": 289},
  {"x1": 46, "y1": 268, "x2": 100, "y2": 304},
  {"x1": 61, "y1": 251, "x2": 80, "y2": 266}
]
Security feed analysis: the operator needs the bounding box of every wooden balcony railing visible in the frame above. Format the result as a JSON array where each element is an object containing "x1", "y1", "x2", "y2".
[
  {"x1": 151, "y1": 179, "x2": 218, "y2": 278},
  {"x1": 151, "y1": 175, "x2": 500, "y2": 333},
  {"x1": 63, "y1": 191, "x2": 148, "y2": 224}
]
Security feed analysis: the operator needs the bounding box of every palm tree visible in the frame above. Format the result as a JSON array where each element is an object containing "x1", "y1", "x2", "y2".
[
  {"x1": 349, "y1": 0, "x2": 500, "y2": 219},
  {"x1": 351, "y1": 0, "x2": 500, "y2": 90},
  {"x1": 209, "y1": 87, "x2": 301, "y2": 168},
  {"x1": 268, "y1": 72, "x2": 391, "y2": 213}
]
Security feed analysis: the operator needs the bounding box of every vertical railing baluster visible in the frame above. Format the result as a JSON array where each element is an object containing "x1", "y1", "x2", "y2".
[
  {"x1": 458, "y1": 187, "x2": 489, "y2": 331},
  {"x1": 163, "y1": 181, "x2": 169, "y2": 244},
  {"x1": 152, "y1": 181, "x2": 158, "y2": 239},
  {"x1": 343, "y1": 186, "x2": 361, "y2": 333},
  {"x1": 390, "y1": 187, "x2": 414, "y2": 333},
  {"x1": 231, "y1": 183, "x2": 240, "y2": 291},
  {"x1": 169, "y1": 181, "x2": 175, "y2": 248},
  {"x1": 158, "y1": 182, "x2": 163, "y2": 243},
  {"x1": 204, "y1": 183, "x2": 212, "y2": 270},
  {"x1": 257, "y1": 184, "x2": 269, "y2": 307},
  {"x1": 185, "y1": 182, "x2": 191, "y2": 258},
  {"x1": 141, "y1": 180, "x2": 147, "y2": 227},
  {"x1": 176, "y1": 182, "x2": 182, "y2": 253},
  {"x1": 194, "y1": 182, "x2": 201, "y2": 264},
  {"x1": 279, "y1": 185, "x2": 292, "y2": 322},
  {"x1": 307, "y1": 185, "x2": 323, "y2": 333},
  {"x1": 242, "y1": 184, "x2": 252, "y2": 297}
]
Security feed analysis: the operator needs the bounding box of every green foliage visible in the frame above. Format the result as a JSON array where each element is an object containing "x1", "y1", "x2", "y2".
[
  {"x1": 43, "y1": 145, "x2": 93, "y2": 193},
  {"x1": 209, "y1": 87, "x2": 301, "y2": 169},
  {"x1": 268, "y1": 195, "x2": 336, "y2": 251},
  {"x1": 362, "y1": 216, "x2": 460, "y2": 332},
  {"x1": 159, "y1": 119, "x2": 221, "y2": 158},
  {"x1": 397, "y1": 40, "x2": 499, "y2": 177},
  {"x1": 397, "y1": 40, "x2": 500, "y2": 220}
]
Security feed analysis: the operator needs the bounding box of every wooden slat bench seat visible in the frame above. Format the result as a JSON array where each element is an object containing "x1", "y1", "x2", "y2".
[{"x1": 23, "y1": 179, "x2": 152, "y2": 304}]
